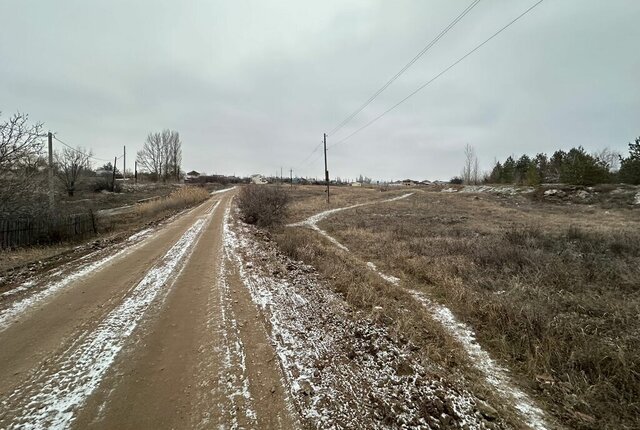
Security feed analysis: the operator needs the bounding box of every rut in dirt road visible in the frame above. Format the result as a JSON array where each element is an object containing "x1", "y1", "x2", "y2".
[{"x1": 0, "y1": 192, "x2": 297, "y2": 429}]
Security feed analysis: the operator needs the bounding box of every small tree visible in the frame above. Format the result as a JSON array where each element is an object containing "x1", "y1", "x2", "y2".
[
  {"x1": 488, "y1": 162, "x2": 503, "y2": 183},
  {"x1": 501, "y1": 156, "x2": 516, "y2": 183},
  {"x1": 560, "y1": 147, "x2": 609, "y2": 185},
  {"x1": 515, "y1": 154, "x2": 532, "y2": 184},
  {"x1": 462, "y1": 144, "x2": 479, "y2": 185},
  {"x1": 526, "y1": 163, "x2": 541, "y2": 186},
  {"x1": 55, "y1": 147, "x2": 92, "y2": 196}
]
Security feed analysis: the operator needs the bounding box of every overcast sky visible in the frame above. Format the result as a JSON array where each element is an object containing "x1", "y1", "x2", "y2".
[{"x1": 1, "y1": 1, "x2": 639, "y2": 181}]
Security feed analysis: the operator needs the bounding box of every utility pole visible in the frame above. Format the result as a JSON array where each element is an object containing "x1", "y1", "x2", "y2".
[
  {"x1": 290, "y1": 168, "x2": 293, "y2": 188},
  {"x1": 280, "y1": 166, "x2": 283, "y2": 185},
  {"x1": 111, "y1": 157, "x2": 117, "y2": 192},
  {"x1": 123, "y1": 145, "x2": 126, "y2": 180},
  {"x1": 324, "y1": 133, "x2": 329, "y2": 204},
  {"x1": 134, "y1": 161, "x2": 138, "y2": 185},
  {"x1": 48, "y1": 132, "x2": 54, "y2": 212}
]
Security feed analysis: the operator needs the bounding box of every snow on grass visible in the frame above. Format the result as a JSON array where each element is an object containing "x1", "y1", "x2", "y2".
[
  {"x1": 366, "y1": 262, "x2": 400, "y2": 286},
  {"x1": 362, "y1": 256, "x2": 549, "y2": 429},
  {"x1": 0, "y1": 216, "x2": 210, "y2": 430},
  {"x1": 225, "y1": 207, "x2": 489, "y2": 429},
  {"x1": 410, "y1": 292, "x2": 548, "y2": 430}
]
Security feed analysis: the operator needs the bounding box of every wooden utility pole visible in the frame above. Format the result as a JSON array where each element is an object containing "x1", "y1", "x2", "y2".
[
  {"x1": 123, "y1": 145, "x2": 126, "y2": 180},
  {"x1": 324, "y1": 133, "x2": 329, "y2": 204},
  {"x1": 111, "y1": 157, "x2": 117, "y2": 192},
  {"x1": 290, "y1": 168, "x2": 293, "y2": 188},
  {"x1": 134, "y1": 161, "x2": 138, "y2": 185},
  {"x1": 48, "y1": 132, "x2": 54, "y2": 212}
]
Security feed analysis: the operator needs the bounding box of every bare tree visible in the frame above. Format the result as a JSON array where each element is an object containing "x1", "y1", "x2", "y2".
[
  {"x1": 462, "y1": 144, "x2": 479, "y2": 185},
  {"x1": 0, "y1": 112, "x2": 46, "y2": 216},
  {"x1": 137, "y1": 129, "x2": 182, "y2": 182},
  {"x1": 596, "y1": 147, "x2": 621, "y2": 172},
  {"x1": 54, "y1": 146, "x2": 92, "y2": 197},
  {"x1": 167, "y1": 131, "x2": 182, "y2": 180},
  {"x1": 137, "y1": 132, "x2": 164, "y2": 181},
  {"x1": 472, "y1": 154, "x2": 480, "y2": 185}
]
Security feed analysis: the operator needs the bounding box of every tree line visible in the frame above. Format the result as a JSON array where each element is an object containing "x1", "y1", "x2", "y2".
[{"x1": 460, "y1": 137, "x2": 640, "y2": 186}]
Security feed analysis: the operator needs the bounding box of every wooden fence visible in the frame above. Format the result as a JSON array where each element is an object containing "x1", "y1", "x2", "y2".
[{"x1": 0, "y1": 211, "x2": 97, "y2": 249}]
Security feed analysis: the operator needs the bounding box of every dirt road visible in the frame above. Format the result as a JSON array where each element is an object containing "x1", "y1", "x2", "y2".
[{"x1": 0, "y1": 192, "x2": 298, "y2": 429}]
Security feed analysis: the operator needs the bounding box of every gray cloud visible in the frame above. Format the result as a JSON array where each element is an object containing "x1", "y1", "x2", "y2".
[{"x1": 2, "y1": 0, "x2": 639, "y2": 181}]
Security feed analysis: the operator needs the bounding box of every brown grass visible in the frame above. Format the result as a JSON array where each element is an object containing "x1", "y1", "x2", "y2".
[
  {"x1": 135, "y1": 186, "x2": 210, "y2": 218},
  {"x1": 285, "y1": 185, "x2": 408, "y2": 224},
  {"x1": 1, "y1": 186, "x2": 212, "y2": 274},
  {"x1": 306, "y1": 190, "x2": 640, "y2": 429}
]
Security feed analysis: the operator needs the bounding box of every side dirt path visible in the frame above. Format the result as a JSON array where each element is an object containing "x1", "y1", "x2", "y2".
[{"x1": 0, "y1": 191, "x2": 298, "y2": 429}]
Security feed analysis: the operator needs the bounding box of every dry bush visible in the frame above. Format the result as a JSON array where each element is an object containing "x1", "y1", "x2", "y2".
[
  {"x1": 237, "y1": 185, "x2": 289, "y2": 227},
  {"x1": 136, "y1": 186, "x2": 209, "y2": 218}
]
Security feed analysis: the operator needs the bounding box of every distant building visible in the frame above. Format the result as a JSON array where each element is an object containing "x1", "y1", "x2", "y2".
[
  {"x1": 186, "y1": 170, "x2": 200, "y2": 181},
  {"x1": 95, "y1": 168, "x2": 111, "y2": 177},
  {"x1": 351, "y1": 182, "x2": 362, "y2": 187},
  {"x1": 251, "y1": 174, "x2": 268, "y2": 185}
]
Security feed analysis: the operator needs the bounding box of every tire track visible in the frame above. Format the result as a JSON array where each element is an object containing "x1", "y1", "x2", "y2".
[{"x1": 0, "y1": 214, "x2": 210, "y2": 429}]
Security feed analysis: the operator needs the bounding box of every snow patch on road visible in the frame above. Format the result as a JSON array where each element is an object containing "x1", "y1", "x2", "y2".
[
  {"x1": 1, "y1": 217, "x2": 208, "y2": 430},
  {"x1": 210, "y1": 186, "x2": 236, "y2": 195},
  {"x1": 0, "y1": 249, "x2": 130, "y2": 332},
  {"x1": 214, "y1": 250, "x2": 258, "y2": 427},
  {"x1": 126, "y1": 227, "x2": 153, "y2": 242}
]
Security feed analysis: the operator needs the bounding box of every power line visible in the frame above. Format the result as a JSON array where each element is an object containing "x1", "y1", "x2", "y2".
[
  {"x1": 327, "y1": 0, "x2": 482, "y2": 137},
  {"x1": 52, "y1": 135, "x2": 117, "y2": 163},
  {"x1": 297, "y1": 141, "x2": 324, "y2": 168},
  {"x1": 329, "y1": 0, "x2": 545, "y2": 150}
]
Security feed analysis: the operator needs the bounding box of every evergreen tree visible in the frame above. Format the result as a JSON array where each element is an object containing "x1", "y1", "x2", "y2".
[
  {"x1": 502, "y1": 156, "x2": 516, "y2": 183},
  {"x1": 560, "y1": 147, "x2": 609, "y2": 185},
  {"x1": 515, "y1": 155, "x2": 532, "y2": 184},
  {"x1": 619, "y1": 136, "x2": 640, "y2": 184},
  {"x1": 489, "y1": 162, "x2": 503, "y2": 183}
]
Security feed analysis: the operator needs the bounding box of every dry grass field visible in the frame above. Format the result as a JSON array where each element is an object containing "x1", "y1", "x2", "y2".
[
  {"x1": 275, "y1": 185, "x2": 640, "y2": 429},
  {"x1": 1, "y1": 184, "x2": 217, "y2": 273}
]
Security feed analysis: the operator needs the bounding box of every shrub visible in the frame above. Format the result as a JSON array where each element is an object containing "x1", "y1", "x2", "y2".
[
  {"x1": 237, "y1": 185, "x2": 289, "y2": 227},
  {"x1": 93, "y1": 177, "x2": 121, "y2": 193}
]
